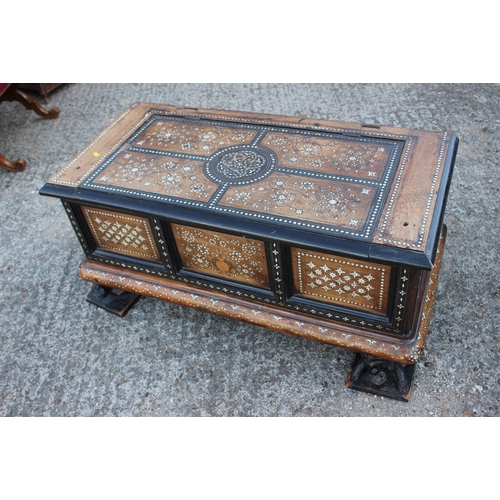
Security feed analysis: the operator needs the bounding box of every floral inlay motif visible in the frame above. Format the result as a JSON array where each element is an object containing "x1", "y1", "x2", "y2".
[
  {"x1": 216, "y1": 150, "x2": 266, "y2": 179},
  {"x1": 262, "y1": 132, "x2": 391, "y2": 180},
  {"x1": 84, "y1": 114, "x2": 402, "y2": 239},
  {"x1": 131, "y1": 120, "x2": 258, "y2": 156},
  {"x1": 172, "y1": 224, "x2": 270, "y2": 288},
  {"x1": 94, "y1": 151, "x2": 217, "y2": 201},
  {"x1": 221, "y1": 173, "x2": 376, "y2": 230},
  {"x1": 291, "y1": 248, "x2": 390, "y2": 314}
]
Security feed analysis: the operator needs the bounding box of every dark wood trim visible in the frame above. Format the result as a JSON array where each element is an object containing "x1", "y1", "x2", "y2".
[{"x1": 40, "y1": 182, "x2": 436, "y2": 269}]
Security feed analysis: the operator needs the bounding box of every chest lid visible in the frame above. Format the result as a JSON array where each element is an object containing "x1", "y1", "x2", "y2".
[{"x1": 41, "y1": 102, "x2": 458, "y2": 269}]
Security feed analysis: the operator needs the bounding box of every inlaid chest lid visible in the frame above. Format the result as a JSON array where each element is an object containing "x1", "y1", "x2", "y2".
[{"x1": 43, "y1": 102, "x2": 458, "y2": 269}]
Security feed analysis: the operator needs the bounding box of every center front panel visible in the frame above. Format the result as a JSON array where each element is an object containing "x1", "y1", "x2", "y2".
[{"x1": 171, "y1": 223, "x2": 271, "y2": 289}]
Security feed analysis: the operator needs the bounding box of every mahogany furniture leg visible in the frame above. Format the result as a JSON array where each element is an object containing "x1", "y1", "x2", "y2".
[
  {"x1": 1, "y1": 84, "x2": 60, "y2": 172},
  {"x1": 1, "y1": 84, "x2": 60, "y2": 119},
  {"x1": 0, "y1": 153, "x2": 26, "y2": 172},
  {"x1": 18, "y1": 84, "x2": 62, "y2": 104},
  {"x1": 346, "y1": 353, "x2": 416, "y2": 402},
  {"x1": 86, "y1": 283, "x2": 140, "y2": 317}
]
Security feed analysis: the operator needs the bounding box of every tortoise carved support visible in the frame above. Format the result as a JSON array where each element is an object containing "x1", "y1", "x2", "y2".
[
  {"x1": 346, "y1": 353, "x2": 416, "y2": 402},
  {"x1": 86, "y1": 283, "x2": 140, "y2": 317}
]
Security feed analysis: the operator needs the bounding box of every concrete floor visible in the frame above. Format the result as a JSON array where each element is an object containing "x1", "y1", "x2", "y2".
[{"x1": 0, "y1": 83, "x2": 499, "y2": 416}]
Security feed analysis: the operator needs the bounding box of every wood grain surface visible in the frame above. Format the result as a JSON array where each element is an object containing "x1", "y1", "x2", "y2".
[{"x1": 290, "y1": 247, "x2": 391, "y2": 314}]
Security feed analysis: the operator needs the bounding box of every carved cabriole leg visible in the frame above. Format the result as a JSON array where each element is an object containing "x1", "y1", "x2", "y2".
[
  {"x1": 1, "y1": 84, "x2": 59, "y2": 172},
  {"x1": 0, "y1": 153, "x2": 26, "y2": 172},
  {"x1": 86, "y1": 283, "x2": 140, "y2": 317},
  {"x1": 346, "y1": 353, "x2": 416, "y2": 402},
  {"x1": 1, "y1": 84, "x2": 60, "y2": 119}
]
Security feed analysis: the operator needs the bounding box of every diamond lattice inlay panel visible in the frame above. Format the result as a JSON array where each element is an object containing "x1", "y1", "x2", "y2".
[
  {"x1": 291, "y1": 247, "x2": 391, "y2": 314},
  {"x1": 82, "y1": 207, "x2": 161, "y2": 262},
  {"x1": 172, "y1": 224, "x2": 270, "y2": 288}
]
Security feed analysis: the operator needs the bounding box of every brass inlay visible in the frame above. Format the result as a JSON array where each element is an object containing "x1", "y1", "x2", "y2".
[
  {"x1": 82, "y1": 207, "x2": 161, "y2": 262},
  {"x1": 172, "y1": 224, "x2": 270, "y2": 288},
  {"x1": 291, "y1": 248, "x2": 390, "y2": 314}
]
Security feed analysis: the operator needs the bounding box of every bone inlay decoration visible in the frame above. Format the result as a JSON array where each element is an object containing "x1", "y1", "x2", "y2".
[
  {"x1": 82, "y1": 207, "x2": 161, "y2": 262},
  {"x1": 131, "y1": 119, "x2": 258, "y2": 156},
  {"x1": 172, "y1": 224, "x2": 270, "y2": 288},
  {"x1": 291, "y1": 247, "x2": 390, "y2": 314}
]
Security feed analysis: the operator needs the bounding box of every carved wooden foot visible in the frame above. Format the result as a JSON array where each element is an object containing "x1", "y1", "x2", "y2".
[
  {"x1": 346, "y1": 353, "x2": 416, "y2": 402},
  {"x1": 0, "y1": 153, "x2": 26, "y2": 172},
  {"x1": 1, "y1": 84, "x2": 60, "y2": 119},
  {"x1": 86, "y1": 283, "x2": 140, "y2": 317}
]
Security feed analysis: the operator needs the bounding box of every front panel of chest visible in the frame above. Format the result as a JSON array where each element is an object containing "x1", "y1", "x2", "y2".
[{"x1": 64, "y1": 201, "x2": 414, "y2": 336}]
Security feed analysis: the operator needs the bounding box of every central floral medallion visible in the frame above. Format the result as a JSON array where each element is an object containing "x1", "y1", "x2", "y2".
[
  {"x1": 217, "y1": 150, "x2": 266, "y2": 179},
  {"x1": 205, "y1": 145, "x2": 277, "y2": 185}
]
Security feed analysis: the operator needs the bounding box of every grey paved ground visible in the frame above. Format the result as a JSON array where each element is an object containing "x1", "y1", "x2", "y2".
[{"x1": 0, "y1": 83, "x2": 499, "y2": 417}]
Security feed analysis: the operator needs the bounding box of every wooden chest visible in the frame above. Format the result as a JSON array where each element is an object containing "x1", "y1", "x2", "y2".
[{"x1": 40, "y1": 103, "x2": 459, "y2": 401}]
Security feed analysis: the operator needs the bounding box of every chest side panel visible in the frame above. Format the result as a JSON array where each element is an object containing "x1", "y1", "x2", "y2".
[
  {"x1": 81, "y1": 206, "x2": 161, "y2": 262},
  {"x1": 70, "y1": 203, "x2": 408, "y2": 334}
]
